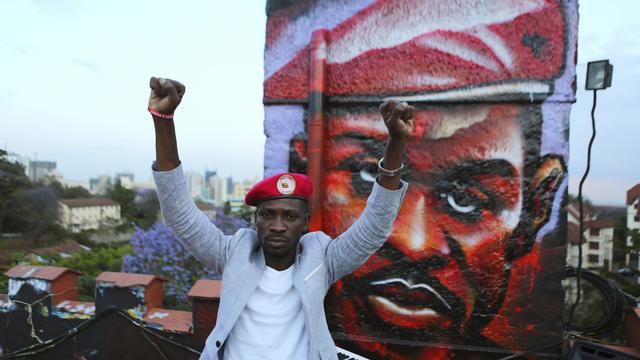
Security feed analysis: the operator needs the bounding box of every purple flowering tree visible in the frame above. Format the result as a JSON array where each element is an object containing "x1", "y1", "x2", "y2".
[{"x1": 122, "y1": 209, "x2": 250, "y2": 309}]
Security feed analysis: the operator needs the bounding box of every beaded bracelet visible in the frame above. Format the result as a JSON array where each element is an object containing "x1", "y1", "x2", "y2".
[{"x1": 148, "y1": 107, "x2": 174, "y2": 119}]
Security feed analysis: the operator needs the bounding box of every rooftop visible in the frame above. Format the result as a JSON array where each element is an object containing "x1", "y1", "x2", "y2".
[
  {"x1": 59, "y1": 198, "x2": 118, "y2": 208},
  {"x1": 187, "y1": 279, "x2": 221, "y2": 300},
  {"x1": 5, "y1": 264, "x2": 81, "y2": 281},
  {"x1": 143, "y1": 307, "x2": 192, "y2": 333},
  {"x1": 96, "y1": 271, "x2": 165, "y2": 288}
]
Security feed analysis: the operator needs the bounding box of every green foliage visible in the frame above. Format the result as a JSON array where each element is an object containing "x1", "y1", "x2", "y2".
[
  {"x1": 107, "y1": 180, "x2": 136, "y2": 221},
  {"x1": 223, "y1": 201, "x2": 231, "y2": 215},
  {"x1": 54, "y1": 244, "x2": 132, "y2": 277},
  {"x1": 0, "y1": 150, "x2": 71, "y2": 245},
  {"x1": 107, "y1": 181, "x2": 159, "y2": 230},
  {"x1": 41, "y1": 244, "x2": 132, "y2": 301},
  {"x1": 234, "y1": 204, "x2": 254, "y2": 223},
  {"x1": 49, "y1": 180, "x2": 93, "y2": 199}
]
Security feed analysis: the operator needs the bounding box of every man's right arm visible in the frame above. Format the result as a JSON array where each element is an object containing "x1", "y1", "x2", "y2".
[{"x1": 149, "y1": 77, "x2": 231, "y2": 273}]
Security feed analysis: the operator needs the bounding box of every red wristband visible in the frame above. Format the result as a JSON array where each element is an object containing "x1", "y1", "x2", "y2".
[{"x1": 148, "y1": 108, "x2": 174, "y2": 119}]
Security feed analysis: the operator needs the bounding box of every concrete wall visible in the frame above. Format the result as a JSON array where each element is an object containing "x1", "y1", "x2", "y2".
[{"x1": 263, "y1": 0, "x2": 577, "y2": 358}]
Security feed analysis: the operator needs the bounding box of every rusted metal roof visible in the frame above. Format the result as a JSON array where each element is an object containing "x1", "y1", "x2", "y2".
[
  {"x1": 187, "y1": 279, "x2": 221, "y2": 300},
  {"x1": 143, "y1": 307, "x2": 192, "y2": 333},
  {"x1": 5, "y1": 264, "x2": 81, "y2": 281},
  {"x1": 55, "y1": 300, "x2": 96, "y2": 316},
  {"x1": 96, "y1": 272, "x2": 165, "y2": 288},
  {"x1": 60, "y1": 198, "x2": 118, "y2": 208}
]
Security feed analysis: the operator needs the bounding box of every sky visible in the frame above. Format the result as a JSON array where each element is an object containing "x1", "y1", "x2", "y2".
[{"x1": 1, "y1": 0, "x2": 639, "y2": 206}]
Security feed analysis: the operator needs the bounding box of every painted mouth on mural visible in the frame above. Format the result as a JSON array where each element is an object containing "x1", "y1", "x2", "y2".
[{"x1": 367, "y1": 278, "x2": 452, "y2": 325}]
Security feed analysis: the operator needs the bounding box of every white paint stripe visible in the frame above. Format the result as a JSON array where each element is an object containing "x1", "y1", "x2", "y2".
[
  {"x1": 384, "y1": 82, "x2": 550, "y2": 102},
  {"x1": 304, "y1": 263, "x2": 324, "y2": 282},
  {"x1": 149, "y1": 312, "x2": 169, "y2": 320},
  {"x1": 371, "y1": 278, "x2": 451, "y2": 310},
  {"x1": 466, "y1": 26, "x2": 514, "y2": 71}
]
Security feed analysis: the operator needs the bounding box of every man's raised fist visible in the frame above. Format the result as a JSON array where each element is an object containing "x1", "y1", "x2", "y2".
[{"x1": 148, "y1": 77, "x2": 186, "y2": 116}]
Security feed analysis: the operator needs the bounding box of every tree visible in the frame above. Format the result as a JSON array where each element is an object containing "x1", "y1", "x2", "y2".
[
  {"x1": 49, "y1": 179, "x2": 93, "y2": 199},
  {"x1": 234, "y1": 204, "x2": 254, "y2": 223},
  {"x1": 0, "y1": 149, "x2": 31, "y2": 233},
  {"x1": 223, "y1": 200, "x2": 231, "y2": 215},
  {"x1": 107, "y1": 179, "x2": 136, "y2": 221},
  {"x1": 122, "y1": 213, "x2": 249, "y2": 309},
  {"x1": 132, "y1": 189, "x2": 160, "y2": 229}
]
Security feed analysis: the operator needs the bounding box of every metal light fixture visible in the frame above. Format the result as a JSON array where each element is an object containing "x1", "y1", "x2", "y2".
[{"x1": 585, "y1": 60, "x2": 613, "y2": 90}]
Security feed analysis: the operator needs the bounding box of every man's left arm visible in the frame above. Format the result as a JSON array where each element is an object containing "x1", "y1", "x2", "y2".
[{"x1": 325, "y1": 101, "x2": 413, "y2": 283}]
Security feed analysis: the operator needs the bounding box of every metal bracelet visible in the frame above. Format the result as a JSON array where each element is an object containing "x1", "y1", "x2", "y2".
[{"x1": 378, "y1": 157, "x2": 404, "y2": 177}]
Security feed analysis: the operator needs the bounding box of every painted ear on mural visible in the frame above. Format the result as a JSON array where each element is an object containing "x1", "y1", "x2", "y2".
[{"x1": 514, "y1": 155, "x2": 566, "y2": 258}]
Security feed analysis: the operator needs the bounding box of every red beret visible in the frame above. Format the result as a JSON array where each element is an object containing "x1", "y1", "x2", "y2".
[{"x1": 245, "y1": 172, "x2": 313, "y2": 206}]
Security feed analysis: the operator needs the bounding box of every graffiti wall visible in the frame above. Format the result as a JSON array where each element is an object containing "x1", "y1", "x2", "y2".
[{"x1": 263, "y1": 0, "x2": 577, "y2": 358}]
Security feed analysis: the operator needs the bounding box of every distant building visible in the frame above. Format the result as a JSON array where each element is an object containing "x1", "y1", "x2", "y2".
[
  {"x1": 185, "y1": 171, "x2": 204, "y2": 199},
  {"x1": 28, "y1": 160, "x2": 58, "y2": 182},
  {"x1": 204, "y1": 172, "x2": 228, "y2": 207},
  {"x1": 58, "y1": 198, "x2": 121, "y2": 233},
  {"x1": 627, "y1": 184, "x2": 640, "y2": 276},
  {"x1": 115, "y1": 172, "x2": 135, "y2": 189},
  {"x1": 566, "y1": 199, "x2": 616, "y2": 271},
  {"x1": 90, "y1": 175, "x2": 112, "y2": 195},
  {"x1": 566, "y1": 219, "x2": 615, "y2": 271}
]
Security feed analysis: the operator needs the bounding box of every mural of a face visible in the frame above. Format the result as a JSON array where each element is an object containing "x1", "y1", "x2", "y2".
[{"x1": 323, "y1": 104, "x2": 565, "y2": 357}]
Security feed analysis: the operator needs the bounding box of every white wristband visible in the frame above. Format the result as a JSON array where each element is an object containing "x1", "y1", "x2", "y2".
[{"x1": 378, "y1": 158, "x2": 404, "y2": 177}]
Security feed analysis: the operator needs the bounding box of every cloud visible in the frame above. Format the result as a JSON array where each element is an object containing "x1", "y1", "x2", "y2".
[{"x1": 70, "y1": 58, "x2": 103, "y2": 76}]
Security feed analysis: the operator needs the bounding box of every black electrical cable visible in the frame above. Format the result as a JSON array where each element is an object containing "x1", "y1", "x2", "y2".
[
  {"x1": 566, "y1": 89, "x2": 598, "y2": 333},
  {"x1": 0, "y1": 308, "x2": 202, "y2": 359},
  {"x1": 564, "y1": 266, "x2": 637, "y2": 336},
  {"x1": 140, "y1": 326, "x2": 170, "y2": 360}
]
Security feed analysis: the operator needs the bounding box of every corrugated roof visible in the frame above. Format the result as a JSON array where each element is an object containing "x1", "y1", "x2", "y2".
[
  {"x1": 187, "y1": 279, "x2": 221, "y2": 300},
  {"x1": 60, "y1": 198, "x2": 118, "y2": 208},
  {"x1": 55, "y1": 300, "x2": 96, "y2": 316},
  {"x1": 143, "y1": 307, "x2": 192, "y2": 333},
  {"x1": 96, "y1": 272, "x2": 165, "y2": 288},
  {"x1": 5, "y1": 264, "x2": 81, "y2": 281}
]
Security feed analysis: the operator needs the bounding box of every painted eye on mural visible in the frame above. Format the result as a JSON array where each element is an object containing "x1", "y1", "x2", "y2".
[
  {"x1": 445, "y1": 193, "x2": 477, "y2": 213},
  {"x1": 437, "y1": 181, "x2": 493, "y2": 223}
]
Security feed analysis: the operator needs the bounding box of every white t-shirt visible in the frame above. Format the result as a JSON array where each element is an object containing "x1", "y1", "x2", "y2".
[{"x1": 224, "y1": 265, "x2": 309, "y2": 360}]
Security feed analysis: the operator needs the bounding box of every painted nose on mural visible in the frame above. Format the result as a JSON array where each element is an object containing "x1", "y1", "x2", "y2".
[{"x1": 389, "y1": 187, "x2": 450, "y2": 261}]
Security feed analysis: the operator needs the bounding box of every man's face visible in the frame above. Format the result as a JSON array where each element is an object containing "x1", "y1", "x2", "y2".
[
  {"x1": 326, "y1": 104, "x2": 529, "y2": 345},
  {"x1": 255, "y1": 198, "x2": 309, "y2": 263}
]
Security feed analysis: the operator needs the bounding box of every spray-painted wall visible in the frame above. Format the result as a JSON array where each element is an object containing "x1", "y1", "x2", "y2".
[{"x1": 263, "y1": 0, "x2": 576, "y2": 358}]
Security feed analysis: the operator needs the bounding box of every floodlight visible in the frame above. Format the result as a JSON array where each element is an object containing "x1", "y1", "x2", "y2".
[{"x1": 585, "y1": 60, "x2": 613, "y2": 90}]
